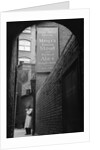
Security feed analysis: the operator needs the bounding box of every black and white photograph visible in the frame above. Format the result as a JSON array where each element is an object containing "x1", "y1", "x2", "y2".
[
  {"x1": 0, "y1": 9, "x2": 89, "y2": 149},
  {"x1": 7, "y1": 18, "x2": 84, "y2": 138}
]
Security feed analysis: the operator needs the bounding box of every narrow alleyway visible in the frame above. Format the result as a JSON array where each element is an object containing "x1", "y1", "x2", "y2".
[{"x1": 7, "y1": 20, "x2": 84, "y2": 138}]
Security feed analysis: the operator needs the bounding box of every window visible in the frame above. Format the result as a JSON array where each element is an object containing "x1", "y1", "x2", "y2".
[{"x1": 19, "y1": 40, "x2": 31, "y2": 51}]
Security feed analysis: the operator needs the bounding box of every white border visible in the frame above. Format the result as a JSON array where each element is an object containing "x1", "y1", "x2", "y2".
[{"x1": 0, "y1": 9, "x2": 89, "y2": 149}]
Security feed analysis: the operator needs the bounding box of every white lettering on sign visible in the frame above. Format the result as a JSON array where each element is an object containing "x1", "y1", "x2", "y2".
[{"x1": 36, "y1": 27, "x2": 58, "y2": 72}]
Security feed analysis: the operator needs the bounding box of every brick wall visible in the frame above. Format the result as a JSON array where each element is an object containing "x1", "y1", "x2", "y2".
[
  {"x1": 36, "y1": 73, "x2": 49, "y2": 92},
  {"x1": 36, "y1": 34, "x2": 80, "y2": 135}
]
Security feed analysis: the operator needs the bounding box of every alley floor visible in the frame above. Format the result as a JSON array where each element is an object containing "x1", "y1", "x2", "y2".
[{"x1": 14, "y1": 128, "x2": 32, "y2": 138}]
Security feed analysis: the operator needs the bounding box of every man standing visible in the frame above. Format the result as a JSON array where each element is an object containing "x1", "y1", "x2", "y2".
[{"x1": 24, "y1": 105, "x2": 33, "y2": 135}]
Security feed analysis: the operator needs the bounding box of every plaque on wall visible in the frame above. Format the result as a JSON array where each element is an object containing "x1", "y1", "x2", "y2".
[{"x1": 36, "y1": 27, "x2": 58, "y2": 72}]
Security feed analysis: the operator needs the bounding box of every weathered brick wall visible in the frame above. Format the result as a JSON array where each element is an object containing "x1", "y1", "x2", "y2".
[
  {"x1": 36, "y1": 73, "x2": 49, "y2": 92},
  {"x1": 36, "y1": 34, "x2": 79, "y2": 135}
]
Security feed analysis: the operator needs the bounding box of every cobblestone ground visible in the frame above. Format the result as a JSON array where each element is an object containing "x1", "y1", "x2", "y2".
[{"x1": 14, "y1": 129, "x2": 32, "y2": 138}]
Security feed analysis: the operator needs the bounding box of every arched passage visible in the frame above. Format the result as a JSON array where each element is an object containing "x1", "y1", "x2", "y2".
[{"x1": 7, "y1": 19, "x2": 84, "y2": 138}]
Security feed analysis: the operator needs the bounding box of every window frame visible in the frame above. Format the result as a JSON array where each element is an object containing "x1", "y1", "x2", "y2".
[{"x1": 19, "y1": 39, "x2": 31, "y2": 52}]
